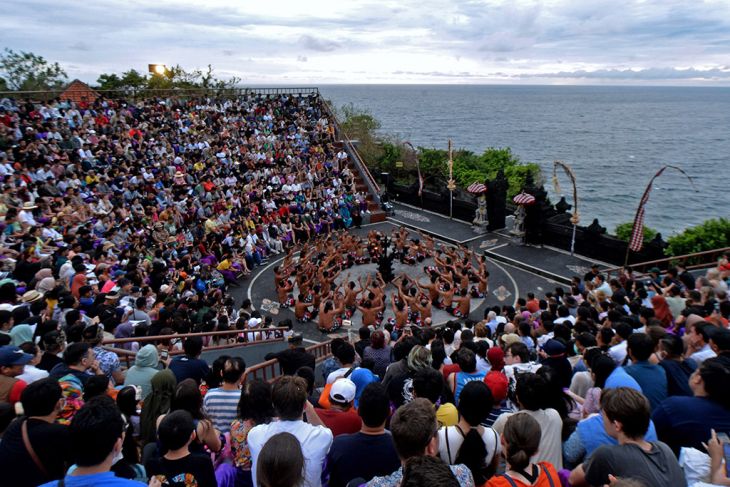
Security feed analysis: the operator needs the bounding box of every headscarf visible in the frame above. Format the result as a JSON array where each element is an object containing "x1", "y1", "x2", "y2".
[
  {"x1": 140, "y1": 369, "x2": 177, "y2": 444},
  {"x1": 651, "y1": 295, "x2": 673, "y2": 328},
  {"x1": 10, "y1": 324, "x2": 34, "y2": 346},
  {"x1": 36, "y1": 277, "x2": 56, "y2": 293},
  {"x1": 114, "y1": 322, "x2": 135, "y2": 351},
  {"x1": 34, "y1": 268, "x2": 53, "y2": 282}
]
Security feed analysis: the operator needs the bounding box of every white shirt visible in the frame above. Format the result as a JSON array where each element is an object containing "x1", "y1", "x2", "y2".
[
  {"x1": 690, "y1": 344, "x2": 717, "y2": 366},
  {"x1": 439, "y1": 424, "x2": 501, "y2": 467},
  {"x1": 248, "y1": 420, "x2": 333, "y2": 487},
  {"x1": 493, "y1": 408, "x2": 563, "y2": 470},
  {"x1": 18, "y1": 364, "x2": 49, "y2": 384},
  {"x1": 609, "y1": 340, "x2": 628, "y2": 365}
]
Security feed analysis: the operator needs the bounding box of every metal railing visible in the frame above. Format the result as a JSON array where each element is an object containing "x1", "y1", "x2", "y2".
[
  {"x1": 0, "y1": 87, "x2": 320, "y2": 100},
  {"x1": 103, "y1": 327, "x2": 288, "y2": 368},
  {"x1": 603, "y1": 246, "x2": 730, "y2": 280},
  {"x1": 242, "y1": 339, "x2": 334, "y2": 383}
]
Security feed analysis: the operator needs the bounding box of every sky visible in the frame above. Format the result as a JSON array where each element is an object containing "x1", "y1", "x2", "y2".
[{"x1": 2, "y1": 0, "x2": 730, "y2": 85}]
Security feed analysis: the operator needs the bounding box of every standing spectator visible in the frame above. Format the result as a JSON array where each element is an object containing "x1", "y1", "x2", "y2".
[
  {"x1": 145, "y1": 410, "x2": 216, "y2": 487},
  {"x1": 570, "y1": 387, "x2": 684, "y2": 487},
  {"x1": 263, "y1": 333, "x2": 315, "y2": 375},
  {"x1": 39, "y1": 396, "x2": 149, "y2": 486},
  {"x1": 0, "y1": 378, "x2": 71, "y2": 487},
  {"x1": 169, "y1": 337, "x2": 210, "y2": 384},
  {"x1": 248, "y1": 376, "x2": 333, "y2": 487},
  {"x1": 325, "y1": 383, "x2": 400, "y2": 487},
  {"x1": 365, "y1": 398, "x2": 474, "y2": 486},
  {"x1": 203, "y1": 356, "x2": 245, "y2": 434}
]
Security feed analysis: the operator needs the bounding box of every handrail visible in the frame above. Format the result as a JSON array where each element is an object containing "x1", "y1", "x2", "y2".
[
  {"x1": 0, "y1": 87, "x2": 320, "y2": 97},
  {"x1": 320, "y1": 99, "x2": 381, "y2": 202},
  {"x1": 603, "y1": 246, "x2": 730, "y2": 280},
  {"x1": 242, "y1": 339, "x2": 334, "y2": 383},
  {"x1": 102, "y1": 327, "x2": 288, "y2": 346}
]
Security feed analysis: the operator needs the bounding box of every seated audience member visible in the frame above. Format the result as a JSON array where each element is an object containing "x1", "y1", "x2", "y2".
[
  {"x1": 256, "y1": 432, "x2": 305, "y2": 487},
  {"x1": 493, "y1": 373, "x2": 563, "y2": 470},
  {"x1": 447, "y1": 348, "x2": 486, "y2": 404},
  {"x1": 486, "y1": 413, "x2": 560, "y2": 487},
  {"x1": 326, "y1": 383, "x2": 400, "y2": 487},
  {"x1": 570, "y1": 387, "x2": 684, "y2": 487},
  {"x1": 623, "y1": 333, "x2": 667, "y2": 410},
  {"x1": 652, "y1": 355, "x2": 730, "y2": 455},
  {"x1": 39, "y1": 396, "x2": 149, "y2": 486},
  {"x1": 413, "y1": 366, "x2": 458, "y2": 427},
  {"x1": 248, "y1": 375, "x2": 333, "y2": 487},
  {"x1": 0, "y1": 344, "x2": 31, "y2": 405},
  {"x1": 123, "y1": 344, "x2": 160, "y2": 400},
  {"x1": 656, "y1": 334, "x2": 696, "y2": 397},
  {"x1": 145, "y1": 410, "x2": 216, "y2": 487},
  {"x1": 315, "y1": 378, "x2": 362, "y2": 437},
  {"x1": 0, "y1": 378, "x2": 71, "y2": 487},
  {"x1": 439, "y1": 381, "x2": 501, "y2": 485},
  {"x1": 203, "y1": 356, "x2": 245, "y2": 434},
  {"x1": 168, "y1": 337, "x2": 210, "y2": 384},
  {"x1": 365, "y1": 398, "x2": 475, "y2": 486},
  {"x1": 401, "y1": 455, "x2": 462, "y2": 487}
]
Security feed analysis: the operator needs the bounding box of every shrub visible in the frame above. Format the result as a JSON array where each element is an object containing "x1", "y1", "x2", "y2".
[
  {"x1": 614, "y1": 222, "x2": 657, "y2": 242},
  {"x1": 666, "y1": 218, "x2": 730, "y2": 256}
]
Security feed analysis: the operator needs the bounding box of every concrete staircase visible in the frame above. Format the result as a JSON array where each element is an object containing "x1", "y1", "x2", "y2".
[{"x1": 333, "y1": 140, "x2": 387, "y2": 224}]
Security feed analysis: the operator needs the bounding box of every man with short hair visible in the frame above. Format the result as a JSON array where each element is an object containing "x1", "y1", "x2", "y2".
[
  {"x1": 502, "y1": 341, "x2": 541, "y2": 400},
  {"x1": 413, "y1": 367, "x2": 458, "y2": 427},
  {"x1": 0, "y1": 378, "x2": 71, "y2": 487},
  {"x1": 326, "y1": 342, "x2": 359, "y2": 384},
  {"x1": 570, "y1": 387, "x2": 684, "y2": 487},
  {"x1": 608, "y1": 322, "x2": 632, "y2": 365},
  {"x1": 248, "y1": 375, "x2": 333, "y2": 487},
  {"x1": 624, "y1": 333, "x2": 667, "y2": 410},
  {"x1": 365, "y1": 398, "x2": 474, "y2": 486},
  {"x1": 39, "y1": 396, "x2": 148, "y2": 486},
  {"x1": 264, "y1": 333, "x2": 316, "y2": 375},
  {"x1": 0, "y1": 345, "x2": 31, "y2": 405},
  {"x1": 685, "y1": 320, "x2": 717, "y2": 366},
  {"x1": 168, "y1": 336, "x2": 210, "y2": 384},
  {"x1": 325, "y1": 383, "x2": 400, "y2": 487},
  {"x1": 203, "y1": 357, "x2": 245, "y2": 434}
]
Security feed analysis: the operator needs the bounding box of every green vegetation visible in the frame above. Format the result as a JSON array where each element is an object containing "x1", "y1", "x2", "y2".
[
  {"x1": 614, "y1": 222, "x2": 658, "y2": 242},
  {"x1": 0, "y1": 49, "x2": 67, "y2": 91},
  {"x1": 336, "y1": 104, "x2": 541, "y2": 197},
  {"x1": 96, "y1": 64, "x2": 241, "y2": 92},
  {"x1": 666, "y1": 218, "x2": 730, "y2": 256}
]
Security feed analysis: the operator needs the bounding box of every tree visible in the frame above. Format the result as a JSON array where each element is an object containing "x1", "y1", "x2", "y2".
[
  {"x1": 0, "y1": 49, "x2": 67, "y2": 91},
  {"x1": 666, "y1": 218, "x2": 730, "y2": 256}
]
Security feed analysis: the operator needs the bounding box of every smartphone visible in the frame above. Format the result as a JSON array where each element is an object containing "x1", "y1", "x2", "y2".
[
  {"x1": 718, "y1": 432, "x2": 730, "y2": 477},
  {"x1": 160, "y1": 350, "x2": 169, "y2": 361}
]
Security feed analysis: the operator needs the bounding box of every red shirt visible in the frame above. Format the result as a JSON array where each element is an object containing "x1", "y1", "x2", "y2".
[
  {"x1": 526, "y1": 299, "x2": 540, "y2": 313},
  {"x1": 315, "y1": 408, "x2": 362, "y2": 437}
]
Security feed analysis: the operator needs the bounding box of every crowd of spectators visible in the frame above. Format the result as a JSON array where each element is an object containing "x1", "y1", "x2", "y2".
[{"x1": 0, "y1": 90, "x2": 729, "y2": 487}]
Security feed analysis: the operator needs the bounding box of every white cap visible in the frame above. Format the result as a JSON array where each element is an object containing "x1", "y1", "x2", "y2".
[{"x1": 330, "y1": 378, "x2": 357, "y2": 404}]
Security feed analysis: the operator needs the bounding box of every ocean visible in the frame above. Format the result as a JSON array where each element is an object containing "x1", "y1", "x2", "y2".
[{"x1": 319, "y1": 84, "x2": 730, "y2": 237}]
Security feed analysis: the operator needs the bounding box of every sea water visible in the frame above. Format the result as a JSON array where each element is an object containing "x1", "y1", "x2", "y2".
[{"x1": 320, "y1": 84, "x2": 730, "y2": 236}]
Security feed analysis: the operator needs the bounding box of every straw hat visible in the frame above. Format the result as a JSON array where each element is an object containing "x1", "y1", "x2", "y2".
[
  {"x1": 21, "y1": 290, "x2": 44, "y2": 303},
  {"x1": 21, "y1": 202, "x2": 38, "y2": 210}
]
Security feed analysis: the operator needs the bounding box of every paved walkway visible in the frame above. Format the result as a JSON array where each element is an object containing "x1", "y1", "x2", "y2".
[{"x1": 234, "y1": 206, "x2": 611, "y2": 343}]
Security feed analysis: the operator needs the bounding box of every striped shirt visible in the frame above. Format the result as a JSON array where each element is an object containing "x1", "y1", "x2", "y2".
[{"x1": 203, "y1": 388, "x2": 242, "y2": 434}]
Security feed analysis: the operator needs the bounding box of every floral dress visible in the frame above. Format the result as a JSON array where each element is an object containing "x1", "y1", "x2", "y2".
[{"x1": 229, "y1": 418, "x2": 255, "y2": 471}]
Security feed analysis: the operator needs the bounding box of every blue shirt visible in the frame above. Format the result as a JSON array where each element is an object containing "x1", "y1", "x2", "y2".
[
  {"x1": 623, "y1": 362, "x2": 668, "y2": 410},
  {"x1": 40, "y1": 472, "x2": 146, "y2": 487},
  {"x1": 168, "y1": 356, "x2": 210, "y2": 384},
  {"x1": 605, "y1": 366, "x2": 642, "y2": 391},
  {"x1": 652, "y1": 396, "x2": 730, "y2": 455}
]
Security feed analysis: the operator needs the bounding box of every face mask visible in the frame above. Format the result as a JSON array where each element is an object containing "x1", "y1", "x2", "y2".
[
  {"x1": 111, "y1": 446, "x2": 124, "y2": 466},
  {"x1": 573, "y1": 344, "x2": 580, "y2": 355}
]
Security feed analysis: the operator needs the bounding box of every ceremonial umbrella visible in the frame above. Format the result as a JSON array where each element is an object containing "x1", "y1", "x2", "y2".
[
  {"x1": 512, "y1": 192, "x2": 536, "y2": 205},
  {"x1": 467, "y1": 182, "x2": 487, "y2": 194}
]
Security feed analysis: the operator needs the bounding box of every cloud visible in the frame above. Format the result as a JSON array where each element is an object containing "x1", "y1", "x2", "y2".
[
  {"x1": 530, "y1": 67, "x2": 730, "y2": 80},
  {"x1": 299, "y1": 35, "x2": 342, "y2": 52},
  {"x1": 297, "y1": 55, "x2": 308, "y2": 62},
  {"x1": 68, "y1": 41, "x2": 91, "y2": 52}
]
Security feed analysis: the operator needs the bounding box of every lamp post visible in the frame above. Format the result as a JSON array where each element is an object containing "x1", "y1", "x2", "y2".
[{"x1": 447, "y1": 139, "x2": 456, "y2": 219}]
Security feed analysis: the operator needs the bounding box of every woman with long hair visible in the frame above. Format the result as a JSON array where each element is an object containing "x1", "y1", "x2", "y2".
[
  {"x1": 217, "y1": 379, "x2": 276, "y2": 487},
  {"x1": 140, "y1": 369, "x2": 176, "y2": 445},
  {"x1": 438, "y1": 381, "x2": 500, "y2": 485},
  {"x1": 256, "y1": 432, "x2": 304, "y2": 487},
  {"x1": 487, "y1": 413, "x2": 561, "y2": 487},
  {"x1": 159, "y1": 378, "x2": 222, "y2": 454}
]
